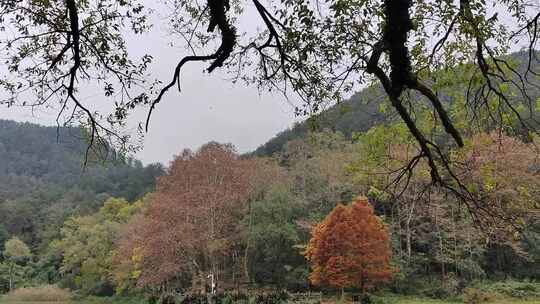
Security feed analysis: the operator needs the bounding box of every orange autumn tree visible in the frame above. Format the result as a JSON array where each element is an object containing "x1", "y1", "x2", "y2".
[{"x1": 305, "y1": 196, "x2": 394, "y2": 297}]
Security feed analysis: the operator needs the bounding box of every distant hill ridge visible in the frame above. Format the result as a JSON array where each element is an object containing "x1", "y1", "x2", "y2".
[
  {"x1": 253, "y1": 51, "x2": 540, "y2": 156},
  {"x1": 0, "y1": 119, "x2": 163, "y2": 201},
  {"x1": 0, "y1": 119, "x2": 164, "y2": 248},
  {"x1": 252, "y1": 87, "x2": 388, "y2": 157}
]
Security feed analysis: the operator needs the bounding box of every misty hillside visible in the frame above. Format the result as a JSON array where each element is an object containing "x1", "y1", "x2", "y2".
[{"x1": 0, "y1": 120, "x2": 164, "y2": 248}]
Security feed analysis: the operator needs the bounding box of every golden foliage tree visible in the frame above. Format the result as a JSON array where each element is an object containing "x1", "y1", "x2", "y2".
[{"x1": 305, "y1": 196, "x2": 394, "y2": 296}]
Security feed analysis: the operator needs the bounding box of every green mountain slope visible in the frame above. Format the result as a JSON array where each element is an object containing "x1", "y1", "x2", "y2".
[
  {"x1": 0, "y1": 119, "x2": 164, "y2": 249},
  {"x1": 253, "y1": 86, "x2": 388, "y2": 156},
  {"x1": 254, "y1": 51, "x2": 540, "y2": 156}
]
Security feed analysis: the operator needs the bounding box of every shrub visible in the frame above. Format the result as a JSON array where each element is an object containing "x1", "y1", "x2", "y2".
[
  {"x1": 463, "y1": 288, "x2": 494, "y2": 304},
  {"x1": 3, "y1": 285, "x2": 72, "y2": 302},
  {"x1": 420, "y1": 276, "x2": 460, "y2": 299},
  {"x1": 476, "y1": 280, "x2": 540, "y2": 299},
  {"x1": 148, "y1": 292, "x2": 292, "y2": 304},
  {"x1": 368, "y1": 294, "x2": 398, "y2": 304},
  {"x1": 391, "y1": 275, "x2": 461, "y2": 299},
  {"x1": 80, "y1": 295, "x2": 149, "y2": 304}
]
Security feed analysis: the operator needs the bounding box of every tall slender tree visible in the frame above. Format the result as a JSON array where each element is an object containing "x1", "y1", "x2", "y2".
[{"x1": 3, "y1": 237, "x2": 31, "y2": 291}]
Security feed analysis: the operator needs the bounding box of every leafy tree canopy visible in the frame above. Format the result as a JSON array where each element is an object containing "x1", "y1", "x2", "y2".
[
  {"x1": 305, "y1": 196, "x2": 394, "y2": 294},
  {"x1": 4, "y1": 237, "x2": 31, "y2": 262}
]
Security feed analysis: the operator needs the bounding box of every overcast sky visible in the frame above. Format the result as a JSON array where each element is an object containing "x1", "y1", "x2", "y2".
[
  {"x1": 0, "y1": 0, "x2": 301, "y2": 166},
  {"x1": 0, "y1": 1, "x2": 533, "y2": 165}
]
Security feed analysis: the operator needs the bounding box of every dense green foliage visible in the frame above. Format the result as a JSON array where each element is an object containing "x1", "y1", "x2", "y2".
[
  {"x1": 3, "y1": 116, "x2": 540, "y2": 301},
  {"x1": 0, "y1": 0, "x2": 539, "y2": 299},
  {"x1": 51, "y1": 197, "x2": 147, "y2": 296},
  {"x1": 0, "y1": 51, "x2": 540, "y2": 301},
  {"x1": 0, "y1": 120, "x2": 162, "y2": 293}
]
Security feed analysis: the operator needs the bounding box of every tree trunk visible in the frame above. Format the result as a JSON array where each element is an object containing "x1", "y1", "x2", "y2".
[
  {"x1": 243, "y1": 200, "x2": 253, "y2": 282},
  {"x1": 397, "y1": 204, "x2": 403, "y2": 261},
  {"x1": 452, "y1": 206, "x2": 458, "y2": 275},
  {"x1": 8, "y1": 262, "x2": 14, "y2": 292},
  {"x1": 405, "y1": 199, "x2": 416, "y2": 262}
]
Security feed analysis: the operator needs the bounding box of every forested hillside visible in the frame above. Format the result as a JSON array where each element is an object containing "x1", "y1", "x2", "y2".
[
  {"x1": 0, "y1": 120, "x2": 164, "y2": 252},
  {"x1": 1, "y1": 53, "x2": 540, "y2": 303},
  {"x1": 252, "y1": 88, "x2": 386, "y2": 156},
  {"x1": 254, "y1": 51, "x2": 540, "y2": 157},
  {"x1": 1, "y1": 0, "x2": 540, "y2": 302}
]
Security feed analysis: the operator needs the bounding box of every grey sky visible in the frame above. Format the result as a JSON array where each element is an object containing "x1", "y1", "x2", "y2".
[
  {"x1": 0, "y1": 0, "x2": 301, "y2": 166},
  {"x1": 0, "y1": 1, "x2": 532, "y2": 166},
  {"x1": 128, "y1": 0, "x2": 303, "y2": 165}
]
